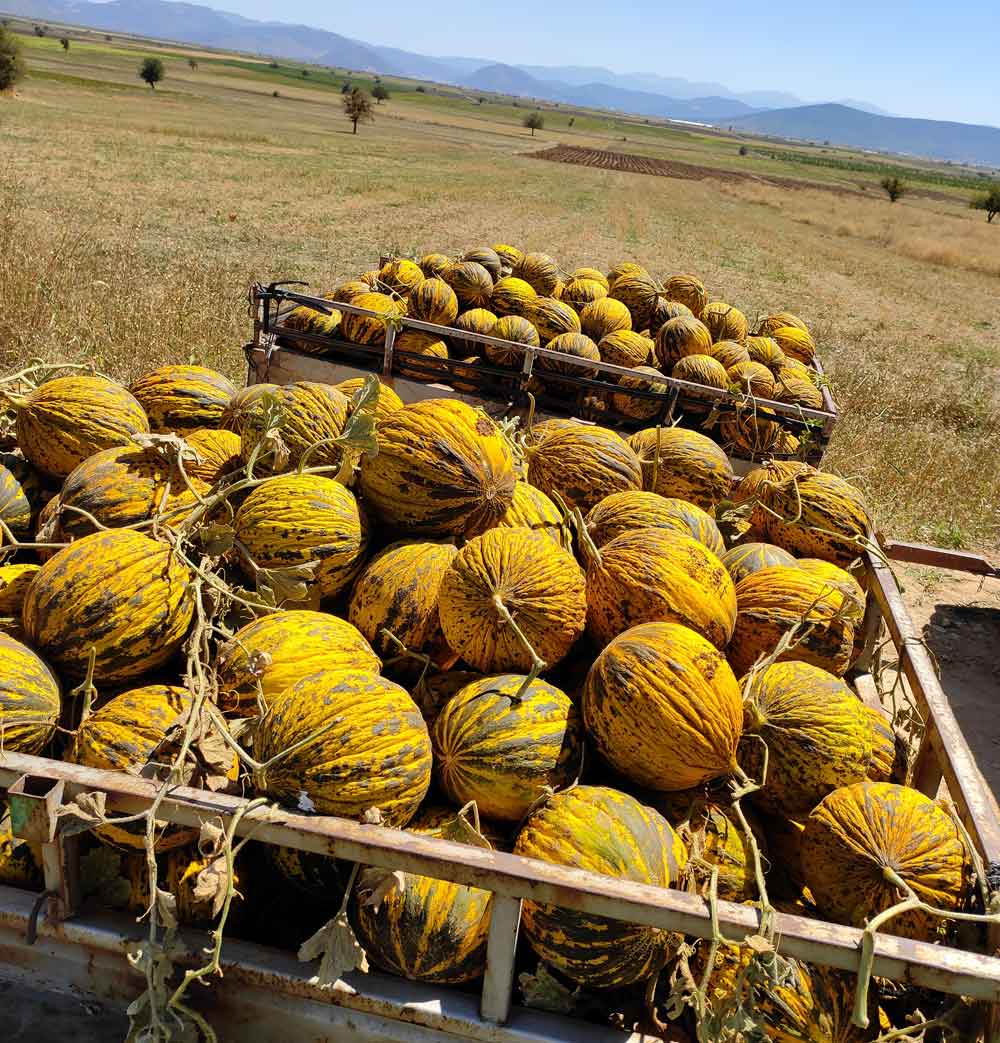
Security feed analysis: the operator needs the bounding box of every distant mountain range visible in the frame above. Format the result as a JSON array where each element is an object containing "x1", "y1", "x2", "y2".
[{"x1": 5, "y1": 0, "x2": 999, "y2": 165}]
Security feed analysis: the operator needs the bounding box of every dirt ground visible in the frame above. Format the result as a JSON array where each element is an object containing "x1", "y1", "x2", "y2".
[{"x1": 899, "y1": 563, "x2": 1000, "y2": 799}]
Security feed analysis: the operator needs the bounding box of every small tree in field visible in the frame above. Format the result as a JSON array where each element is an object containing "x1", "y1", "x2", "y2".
[
  {"x1": 0, "y1": 27, "x2": 25, "y2": 90},
  {"x1": 188, "y1": 57, "x2": 197, "y2": 70},
  {"x1": 343, "y1": 88, "x2": 373, "y2": 134},
  {"x1": 970, "y1": 187, "x2": 1000, "y2": 223},
  {"x1": 139, "y1": 56, "x2": 164, "y2": 89},
  {"x1": 33, "y1": 25, "x2": 46, "y2": 37},
  {"x1": 524, "y1": 111, "x2": 544, "y2": 136},
  {"x1": 880, "y1": 176, "x2": 906, "y2": 202},
  {"x1": 60, "y1": 37, "x2": 70, "y2": 51},
  {"x1": 372, "y1": 81, "x2": 388, "y2": 103}
]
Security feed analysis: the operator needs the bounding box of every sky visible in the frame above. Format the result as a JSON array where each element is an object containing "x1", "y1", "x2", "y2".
[{"x1": 218, "y1": 0, "x2": 998, "y2": 126}]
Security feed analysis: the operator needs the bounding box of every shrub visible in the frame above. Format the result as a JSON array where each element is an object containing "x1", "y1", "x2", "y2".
[
  {"x1": 881, "y1": 176, "x2": 906, "y2": 203},
  {"x1": 139, "y1": 57, "x2": 164, "y2": 90},
  {"x1": 0, "y1": 27, "x2": 25, "y2": 91},
  {"x1": 524, "y1": 112, "x2": 544, "y2": 136},
  {"x1": 970, "y1": 187, "x2": 1000, "y2": 223}
]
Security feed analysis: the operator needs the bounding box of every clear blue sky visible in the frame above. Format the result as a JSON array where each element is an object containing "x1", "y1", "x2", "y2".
[{"x1": 221, "y1": 0, "x2": 998, "y2": 126}]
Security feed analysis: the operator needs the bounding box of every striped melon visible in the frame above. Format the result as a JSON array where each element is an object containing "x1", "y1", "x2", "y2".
[
  {"x1": 719, "y1": 409, "x2": 795, "y2": 459},
  {"x1": 560, "y1": 278, "x2": 607, "y2": 311},
  {"x1": 438, "y1": 527, "x2": 586, "y2": 673},
  {"x1": 281, "y1": 305, "x2": 342, "y2": 353},
  {"x1": 491, "y1": 277, "x2": 536, "y2": 318},
  {"x1": 746, "y1": 336, "x2": 787, "y2": 375},
  {"x1": 432, "y1": 674, "x2": 583, "y2": 822},
  {"x1": 0, "y1": 633, "x2": 61, "y2": 755},
  {"x1": 68, "y1": 685, "x2": 199, "y2": 852},
  {"x1": 11, "y1": 375, "x2": 149, "y2": 480},
  {"x1": 266, "y1": 844, "x2": 352, "y2": 902},
  {"x1": 606, "y1": 261, "x2": 647, "y2": 287},
  {"x1": 0, "y1": 564, "x2": 40, "y2": 621},
  {"x1": 728, "y1": 360, "x2": 775, "y2": 398},
  {"x1": 414, "y1": 671, "x2": 484, "y2": 726},
  {"x1": 331, "y1": 280, "x2": 374, "y2": 303},
  {"x1": 497, "y1": 480, "x2": 568, "y2": 548},
  {"x1": 449, "y1": 357, "x2": 482, "y2": 394},
  {"x1": 442, "y1": 261, "x2": 494, "y2": 309},
  {"x1": 796, "y1": 559, "x2": 866, "y2": 623},
  {"x1": 672, "y1": 353, "x2": 728, "y2": 389},
  {"x1": 407, "y1": 277, "x2": 459, "y2": 326},
  {"x1": 347, "y1": 539, "x2": 458, "y2": 667},
  {"x1": 776, "y1": 376, "x2": 824, "y2": 410},
  {"x1": 184, "y1": 428, "x2": 243, "y2": 486},
  {"x1": 579, "y1": 298, "x2": 632, "y2": 341},
  {"x1": 215, "y1": 609, "x2": 379, "y2": 717},
  {"x1": 253, "y1": 668, "x2": 431, "y2": 826},
  {"x1": 240, "y1": 381, "x2": 349, "y2": 475},
  {"x1": 336, "y1": 378, "x2": 404, "y2": 423},
  {"x1": 734, "y1": 460, "x2": 810, "y2": 508},
  {"x1": 526, "y1": 419, "x2": 642, "y2": 512},
  {"x1": 378, "y1": 257, "x2": 424, "y2": 296},
  {"x1": 528, "y1": 297, "x2": 582, "y2": 342},
  {"x1": 710, "y1": 340, "x2": 751, "y2": 370},
  {"x1": 655, "y1": 316, "x2": 713, "y2": 368},
  {"x1": 419, "y1": 253, "x2": 451, "y2": 278},
  {"x1": 777, "y1": 357, "x2": 815, "y2": 384},
  {"x1": 569, "y1": 267, "x2": 609, "y2": 289},
  {"x1": 0, "y1": 803, "x2": 43, "y2": 891},
  {"x1": 54, "y1": 445, "x2": 208, "y2": 540},
  {"x1": 802, "y1": 782, "x2": 968, "y2": 940},
  {"x1": 721, "y1": 542, "x2": 797, "y2": 584},
  {"x1": 394, "y1": 331, "x2": 449, "y2": 380},
  {"x1": 234, "y1": 474, "x2": 369, "y2": 601},
  {"x1": 584, "y1": 621, "x2": 742, "y2": 791},
  {"x1": 702, "y1": 301, "x2": 748, "y2": 343},
  {"x1": 772, "y1": 325, "x2": 817, "y2": 364},
  {"x1": 598, "y1": 330, "x2": 654, "y2": 369},
  {"x1": 351, "y1": 806, "x2": 494, "y2": 984},
  {"x1": 513, "y1": 252, "x2": 559, "y2": 296},
  {"x1": 515, "y1": 786, "x2": 686, "y2": 987},
  {"x1": 220, "y1": 383, "x2": 277, "y2": 437},
  {"x1": 609, "y1": 365, "x2": 668, "y2": 420},
  {"x1": 628, "y1": 427, "x2": 734, "y2": 510},
  {"x1": 583, "y1": 528, "x2": 736, "y2": 649},
  {"x1": 752, "y1": 467, "x2": 873, "y2": 567},
  {"x1": 450, "y1": 308, "x2": 499, "y2": 353},
  {"x1": 359, "y1": 399, "x2": 515, "y2": 537},
  {"x1": 126, "y1": 847, "x2": 248, "y2": 929},
  {"x1": 741, "y1": 661, "x2": 874, "y2": 817},
  {"x1": 537, "y1": 331, "x2": 600, "y2": 388},
  {"x1": 756, "y1": 311, "x2": 810, "y2": 337},
  {"x1": 585, "y1": 490, "x2": 724, "y2": 555},
  {"x1": 492, "y1": 243, "x2": 524, "y2": 272},
  {"x1": 728, "y1": 566, "x2": 855, "y2": 677},
  {"x1": 483, "y1": 315, "x2": 540, "y2": 368},
  {"x1": 608, "y1": 270, "x2": 660, "y2": 329},
  {"x1": 128, "y1": 365, "x2": 237, "y2": 435},
  {"x1": 462, "y1": 247, "x2": 502, "y2": 282},
  {"x1": 662, "y1": 274, "x2": 708, "y2": 317},
  {"x1": 0, "y1": 454, "x2": 37, "y2": 538},
  {"x1": 341, "y1": 292, "x2": 405, "y2": 346},
  {"x1": 23, "y1": 530, "x2": 194, "y2": 683},
  {"x1": 648, "y1": 296, "x2": 693, "y2": 332},
  {"x1": 865, "y1": 707, "x2": 907, "y2": 784}
]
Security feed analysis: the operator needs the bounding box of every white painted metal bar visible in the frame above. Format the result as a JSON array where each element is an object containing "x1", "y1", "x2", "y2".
[{"x1": 480, "y1": 896, "x2": 523, "y2": 1025}]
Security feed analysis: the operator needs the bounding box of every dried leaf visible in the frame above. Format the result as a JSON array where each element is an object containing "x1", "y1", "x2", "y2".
[
  {"x1": 257, "y1": 561, "x2": 319, "y2": 606},
  {"x1": 247, "y1": 649, "x2": 273, "y2": 677},
  {"x1": 444, "y1": 810, "x2": 493, "y2": 850},
  {"x1": 155, "y1": 887, "x2": 178, "y2": 929},
  {"x1": 519, "y1": 963, "x2": 579, "y2": 1015},
  {"x1": 191, "y1": 854, "x2": 230, "y2": 918},
  {"x1": 743, "y1": 933, "x2": 775, "y2": 955},
  {"x1": 357, "y1": 868, "x2": 405, "y2": 911},
  {"x1": 55, "y1": 790, "x2": 107, "y2": 837},
  {"x1": 198, "y1": 820, "x2": 225, "y2": 856},
  {"x1": 297, "y1": 791, "x2": 316, "y2": 813},
  {"x1": 298, "y1": 910, "x2": 368, "y2": 987},
  {"x1": 199, "y1": 522, "x2": 235, "y2": 557},
  {"x1": 360, "y1": 807, "x2": 383, "y2": 826}
]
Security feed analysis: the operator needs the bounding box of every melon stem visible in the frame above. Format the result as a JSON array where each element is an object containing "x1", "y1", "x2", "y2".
[{"x1": 490, "y1": 593, "x2": 546, "y2": 698}]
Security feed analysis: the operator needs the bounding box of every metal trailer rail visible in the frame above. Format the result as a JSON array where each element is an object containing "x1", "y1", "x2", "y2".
[
  {"x1": 249, "y1": 284, "x2": 839, "y2": 466},
  {"x1": 1, "y1": 550, "x2": 998, "y2": 1042}
]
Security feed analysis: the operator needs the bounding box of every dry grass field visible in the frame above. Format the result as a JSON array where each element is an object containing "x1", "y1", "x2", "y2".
[{"x1": 2, "y1": 27, "x2": 998, "y2": 550}]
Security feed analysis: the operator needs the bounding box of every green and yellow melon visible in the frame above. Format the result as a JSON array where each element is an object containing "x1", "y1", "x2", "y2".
[
  {"x1": 394, "y1": 331, "x2": 450, "y2": 380},
  {"x1": 648, "y1": 295, "x2": 693, "y2": 332},
  {"x1": 378, "y1": 257, "x2": 424, "y2": 297},
  {"x1": 23, "y1": 530, "x2": 194, "y2": 683},
  {"x1": 0, "y1": 564, "x2": 40, "y2": 622},
  {"x1": 442, "y1": 261, "x2": 494, "y2": 309},
  {"x1": 483, "y1": 315, "x2": 540, "y2": 368},
  {"x1": 419, "y1": 253, "x2": 452, "y2": 278},
  {"x1": 0, "y1": 803, "x2": 44, "y2": 891},
  {"x1": 746, "y1": 336, "x2": 787, "y2": 375},
  {"x1": 672, "y1": 353, "x2": 729, "y2": 389},
  {"x1": 351, "y1": 805, "x2": 494, "y2": 984},
  {"x1": 128, "y1": 365, "x2": 237, "y2": 435},
  {"x1": 513, "y1": 252, "x2": 559, "y2": 296},
  {"x1": 728, "y1": 566, "x2": 855, "y2": 677},
  {"x1": 253, "y1": 668, "x2": 432, "y2": 826},
  {"x1": 776, "y1": 375, "x2": 825, "y2": 410},
  {"x1": 796, "y1": 559, "x2": 866, "y2": 626},
  {"x1": 536, "y1": 331, "x2": 600, "y2": 389},
  {"x1": 463, "y1": 246, "x2": 503, "y2": 282},
  {"x1": 183, "y1": 427, "x2": 243, "y2": 486},
  {"x1": 526, "y1": 419, "x2": 642, "y2": 512},
  {"x1": 528, "y1": 297, "x2": 582, "y2": 343},
  {"x1": 279, "y1": 303, "x2": 342, "y2": 354},
  {"x1": 608, "y1": 270, "x2": 660, "y2": 329},
  {"x1": 756, "y1": 311, "x2": 810, "y2": 337},
  {"x1": 336, "y1": 377, "x2": 405, "y2": 424},
  {"x1": 584, "y1": 621, "x2": 742, "y2": 790},
  {"x1": 606, "y1": 261, "x2": 647, "y2": 287},
  {"x1": 741, "y1": 661, "x2": 874, "y2": 817},
  {"x1": 579, "y1": 297, "x2": 632, "y2": 341},
  {"x1": 560, "y1": 278, "x2": 607, "y2": 311},
  {"x1": 570, "y1": 267, "x2": 609, "y2": 289},
  {"x1": 583, "y1": 528, "x2": 736, "y2": 649},
  {"x1": 0, "y1": 633, "x2": 61, "y2": 755},
  {"x1": 515, "y1": 785, "x2": 686, "y2": 987},
  {"x1": 407, "y1": 277, "x2": 460, "y2": 326},
  {"x1": 449, "y1": 308, "x2": 499, "y2": 354},
  {"x1": 802, "y1": 782, "x2": 968, "y2": 940},
  {"x1": 497, "y1": 480, "x2": 569, "y2": 549},
  {"x1": 490, "y1": 277, "x2": 536, "y2": 318},
  {"x1": 341, "y1": 292, "x2": 405, "y2": 346},
  {"x1": 359, "y1": 399, "x2": 515, "y2": 537},
  {"x1": 655, "y1": 316, "x2": 714, "y2": 368},
  {"x1": 265, "y1": 844, "x2": 352, "y2": 903},
  {"x1": 220, "y1": 383, "x2": 277, "y2": 437},
  {"x1": 628, "y1": 427, "x2": 734, "y2": 511},
  {"x1": 719, "y1": 408, "x2": 798, "y2": 459},
  {"x1": 215, "y1": 609, "x2": 379, "y2": 717},
  {"x1": 608, "y1": 365, "x2": 668, "y2": 420},
  {"x1": 702, "y1": 301, "x2": 749, "y2": 343},
  {"x1": 772, "y1": 325, "x2": 817, "y2": 364},
  {"x1": 865, "y1": 707, "x2": 908, "y2": 784},
  {"x1": 709, "y1": 340, "x2": 751, "y2": 371},
  {"x1": 432, "y1": 674, "x2": 583, "y2": 822},
  {"x1": 728, "y1": 360, "x2": 775, "y2": 399},
  {"x1": 68, "y1": 685, "x2": 200, "y2": 852},
  {"x1": 438, "y1": 527, "x2": 586, "y2": 673},
  {"x1": 598, "y1": 330, "x2": 654, "y2": 369},
  {"x1": 493, "y1": 243, "x2": 524, "y2": 272},
  {"x1": 10, "y1": 375, "x2": 150, "y2": 480},
  {"x1": 721, "y1": 542, "x2": 797, "y2": 584},
  {"x1": 331, "y1": 279, "x2": 375, "y2": 304},
  {"x1": 662, "y1": 273, "x2": 708, "y2": 317},
  {"x1": 0, "y1": 453, "x2": 38, "y2": 539},
  {"x1": 234, "y1": 473, "x2": 369, "y2": 601},
  {"x1": 347, "y1": 539, "x2": 458, "y2": 668},
  {"x1": 585, "y1": 490, "x2": 725, "y2": 555}
]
